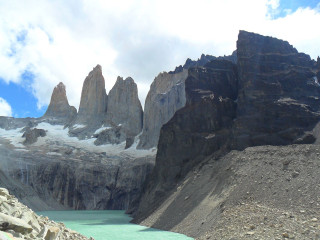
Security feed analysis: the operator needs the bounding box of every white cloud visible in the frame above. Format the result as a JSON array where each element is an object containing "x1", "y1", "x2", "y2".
[
  {"x1": 0, "y1": 0, "x2": 319, "y2": 112},
  {"x1": 0, "y1": 97, "x2": 12, "y2": 117}
]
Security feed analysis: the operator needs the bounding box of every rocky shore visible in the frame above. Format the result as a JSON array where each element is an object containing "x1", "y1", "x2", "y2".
[{"x1": 0, "y1": 188, "x2": 91, "y2": 240}]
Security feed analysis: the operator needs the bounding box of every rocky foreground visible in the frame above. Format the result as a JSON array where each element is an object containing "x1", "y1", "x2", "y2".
[{"x1": 0, "y1": 188, "x2": 91, "y2": 240}]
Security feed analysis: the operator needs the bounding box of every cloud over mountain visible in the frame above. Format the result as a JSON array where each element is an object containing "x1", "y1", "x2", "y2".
[
  {"x1": 0, "y1": 0, "x2": 319, "y2": 112},
  {"x1": 0, "y1": 97, "x2": 12, "y2": 117}
]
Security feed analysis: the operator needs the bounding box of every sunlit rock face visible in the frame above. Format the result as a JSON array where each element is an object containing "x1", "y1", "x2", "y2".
[
  {"x1": 42, "y1": 82, "x2": 77, "y2": 124},
  {"x1": 133, "y1": 59, "x2": 238, "y2": 217},
  {"x1": 0, "y1": 188, "x2": 89, "y2": 239},
  {"x1": 106, "y1": 76, "x2": 143, "y2": 136},
  {"x1": 76, "y1": 64, "x2": 107, "y2": 126},
  {"x1": 138, "y1": 52, "x2": 237, "y2": 150},
  {"x1": 138, "y1": 69, "x2": 188, "y2": 149}
]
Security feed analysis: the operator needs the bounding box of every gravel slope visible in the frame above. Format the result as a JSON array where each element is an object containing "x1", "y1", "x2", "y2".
[{"x1": 138, "y1": 144, "x2": 320, "y2": 239}]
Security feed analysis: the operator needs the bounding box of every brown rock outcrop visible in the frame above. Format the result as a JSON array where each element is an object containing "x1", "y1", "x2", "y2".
[
  {"x1": 76, "y1": 65, "x2": 107, "y2": 124},
  {"x1": 43, "y1": 82, "x2": 77, "y2": 123}
]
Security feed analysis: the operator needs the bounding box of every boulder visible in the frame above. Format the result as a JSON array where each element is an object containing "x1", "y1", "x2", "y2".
[
  {"x1": 94, "y1": 125, "x2": 127, "y2": 145},
  {"x1": 45, "y1": 226, "x2": 60, "y2": 240},
  {"x1": 0, "y1": 188, "x2": 89, "y2": 239},
  {"x1": 125, "y1": 136, "x2": 135, "y2": 149},
  {"x1": 22, "y1": 128, "x2": 46, "y2": 145},
  {"x1": 0, "y1": 212, "x2": 33, "y2": 234}
]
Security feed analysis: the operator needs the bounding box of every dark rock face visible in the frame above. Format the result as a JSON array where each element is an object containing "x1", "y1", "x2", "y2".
[
  {"x1": 106, "y1": 76, "x2": 143, "y2": 136},
  {"x1": 233, "y1": 30, "x2": 320, "y2": 149},
  {"x1": 43, "y1": 82, "x2": 77, "y2": 124},
  {"x1": 138, "y1": 52, "x2": 238, "y2": 150},
  {"x1": 22, "y1": 128, "x2": 46, "y2": 145},
  {"x1": 0, "y1": 139, "x2": 155, "y2": 211},
  {"x1": 132, "y1": 31, "x2": 320, "y2": 222},
  {"x1": 30, "y1": 158, "x2": 154, "y2": 210},
  {"x1": 125, "y1": 136, "x2": 135, "y2": 149},
  {"x1": 76, "y1": 65, "x2": 107, "y2": 125},
  {"x1": 133, "y1": 60, "x2": 238, "y2": 217},
  {"x1": 172, "y1": 51, "x2": 237, "y2": 73}
]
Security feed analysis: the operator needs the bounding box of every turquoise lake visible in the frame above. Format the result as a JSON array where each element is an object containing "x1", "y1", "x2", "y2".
[{"x1": 37, "y1": 210, "x2": 194, "y2": 240}]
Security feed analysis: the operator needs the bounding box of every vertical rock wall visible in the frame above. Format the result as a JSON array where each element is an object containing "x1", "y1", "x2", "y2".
[
  {"x1": 106, "y1": 77, "x2": 143, "y2": 136},
  {"x1": 138, "y1": 69, "x2": 188, "y2": 149}
]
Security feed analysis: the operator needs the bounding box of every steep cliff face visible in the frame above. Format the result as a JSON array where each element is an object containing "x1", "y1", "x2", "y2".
[
  {"x1": 133, "y1": 60, "x2": 238, "y2": 217},
  {"x1": 132, "y1": 31, "x2": 320, "y2": 231},
  {"x1": 42, "y1": 82, "x2": 77, "y2": 124},
  {"x1": 0, "y1": 126, "x2": 155, "y2": 211},
  {"x1": 75, "y1": 65, "x2": 107, "y2": 126},
  {"x1": 172, "y1": 51, "x2": 237, "y2": 73},
  {"x1": 106, "y1": 76, "x2": 143, "y2": 136},
  {"x1": 138, "y1": 52, "x2": 238, "y2": 150},
  {"x1": 138, "y1": 69, "x2": 188, "y2": 149},
  {"x1": 233, "y1": 31, "x2": 320, "y2": 149}
]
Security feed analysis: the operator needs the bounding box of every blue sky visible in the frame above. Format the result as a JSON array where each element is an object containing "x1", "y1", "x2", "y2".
[
  {"x1": 0, "y1": 0, "x2": 319, "y2": 118},
  {"x1": 0, "y1": 78, "x2": 45, "y2": 118},
  {"x1": 272, "y1": 0, "x2": 320, "y2": 18}
]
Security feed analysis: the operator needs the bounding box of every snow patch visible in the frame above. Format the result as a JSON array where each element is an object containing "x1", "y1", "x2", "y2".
[
  {"x1": 72, "y1": 124, "x2": 86, "y2": 129},
  {"x1": 0, "y1": 122, "x2": 156, "y2": 158},
  {"x1": 35, "y1": 122, "x2": 156, "y2": 158},
  {"x1": 313, "y1": 76, "x2": 320, "y2": 86},
  {"x1": 0, "y1": 127, "x2": 25, "y2": 148},
  {"x1": 46, "y1": 152, "x2": 62, "y2": 156},
  {"x1": 94, "y1": 126, "x2": 111, "y2": 135},
  {"x1": 14, "y1": 148, "x2": 29, "y2": 152}
]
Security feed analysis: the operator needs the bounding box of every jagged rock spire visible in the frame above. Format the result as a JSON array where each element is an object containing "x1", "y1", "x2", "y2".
[
  {"x1": 106, "y1": 76, "x2": 143, "y2": 136},
  {"x1": 43, "y1": 82, "x2": 76, "y2": 120},
  {"x1": 76, "y1": 65, "x2": 107, "y2": 123}
]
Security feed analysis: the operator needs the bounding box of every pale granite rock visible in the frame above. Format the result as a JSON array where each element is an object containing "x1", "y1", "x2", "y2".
[
  {"x1": 43, "y1": 82, "x2": 77, "y2": 123},
  {"x1": 138, "y1": 69, "x2": 188, "y2": 149},
  {"x1": 76, "y1": 65, "x2": 107, "y2": 124},
  {"x1": 0, "y1": 188, "x2": 89, "y2": 240},
  {"x1": 106, "y1": 76, "x2": 143, "y2": 136}
]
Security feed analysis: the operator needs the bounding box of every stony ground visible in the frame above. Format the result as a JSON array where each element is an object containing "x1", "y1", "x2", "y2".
[
  {"x1": 0, "y1": 188, "x2": 91, "y2": 240},
  {"x1": 200, "y1": 203, "x2": 320, "y2": 240},
  {"x1": 138, "y1": 144, "x2": 320, "y2": 240}
]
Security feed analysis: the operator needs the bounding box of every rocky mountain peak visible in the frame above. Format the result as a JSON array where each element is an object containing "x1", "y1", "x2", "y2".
[
  {"x1": 43, "y1": 82, "x2": 77, "y2": 122},
  {"x1": 106, "y1": 76, "x2": 143, "y2": 136},
  {"x1": 237, "y1": 30, "x2": 298, "y2": 57},
  {"x1": 234, "y1": 30, "x2": 319, "y2": 149},
  {"x1": 76, "y1": 64, "x2": 107, "y2": 124}
]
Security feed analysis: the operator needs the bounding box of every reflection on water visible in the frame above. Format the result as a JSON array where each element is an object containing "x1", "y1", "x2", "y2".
[{"x1": 37, "y1": 210, "x2": 194, "y2": 240}]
